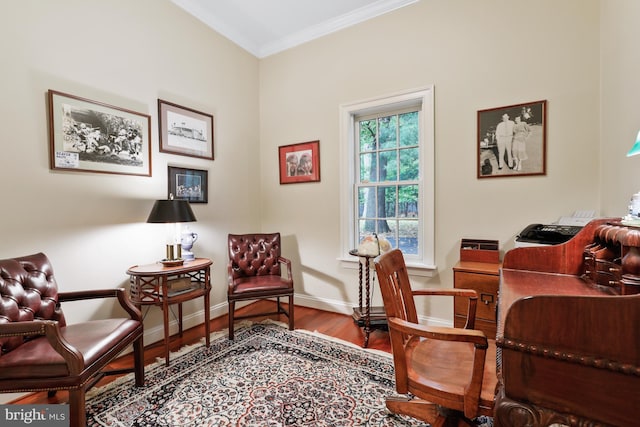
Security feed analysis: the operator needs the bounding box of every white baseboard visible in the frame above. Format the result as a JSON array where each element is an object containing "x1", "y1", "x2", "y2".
[
  {"x1": 137, "y1": 293, "x2": 452, "y2": 347},
  {"x1": 142, "y1": 301, "x2": 228, "y2": 345},
  {"x1": 293, "y1": 293, "x2": 354, "y2": 315},
  {"x1": 293, "y1": 293, "x2": 452, "y2": 328},
  {"x1": 0, "y1": 393, "x2": 28, "y2": 404}
]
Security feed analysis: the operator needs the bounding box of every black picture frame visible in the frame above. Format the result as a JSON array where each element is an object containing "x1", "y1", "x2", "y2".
[
  {"x1": 168, "y1": 166, "x2": 208, "y2": 203},
  {"x1": 477, "y1": 100, "x2": 547, "y2": 178}
]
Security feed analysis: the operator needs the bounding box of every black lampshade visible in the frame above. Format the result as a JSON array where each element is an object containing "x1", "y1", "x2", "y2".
[{"x1": 146, "y1": 199, "x2": 197, "y2": 223}]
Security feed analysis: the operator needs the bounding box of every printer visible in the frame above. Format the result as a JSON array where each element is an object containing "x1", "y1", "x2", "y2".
[
  {"x1": 515, "y1": 211, "x2": 595, "y2": 247},
  {"x1": 515, "y1": 223, "x2": 583, "y2": 247}
]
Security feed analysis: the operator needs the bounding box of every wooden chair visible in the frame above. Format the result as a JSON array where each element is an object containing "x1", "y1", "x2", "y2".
[
  {"x1": 0, "y1": 252, "x2": 144, "y2": 427},
  {"x1": 227, "y1": 233, "x2": 294, "y2": 339},
  {"x1": 374, "y1": 249, "x2": 497, "y2": 427}
]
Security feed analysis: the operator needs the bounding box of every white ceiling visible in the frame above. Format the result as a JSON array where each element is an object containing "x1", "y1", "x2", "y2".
[{"x1": 171, "y1": 0, "x2": 419, "y2": 58}]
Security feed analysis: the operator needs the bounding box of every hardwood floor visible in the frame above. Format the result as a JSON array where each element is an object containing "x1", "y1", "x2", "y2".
[{"x1": 11, "y1": 301, "x2": 391, "y2": 405}]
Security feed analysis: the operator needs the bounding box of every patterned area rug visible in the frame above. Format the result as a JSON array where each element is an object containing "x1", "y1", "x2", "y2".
[{"x1": 86, "y1": 321, "x2": 493, "y2": 426}]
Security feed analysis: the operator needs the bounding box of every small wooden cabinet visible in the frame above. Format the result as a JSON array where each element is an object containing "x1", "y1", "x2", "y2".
[{"x1": 453, "y1": 261, "x2": 500, "y2": 338}]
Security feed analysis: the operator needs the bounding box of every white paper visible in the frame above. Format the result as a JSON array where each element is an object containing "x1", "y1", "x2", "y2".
[{"x1": 55, "y1": 151, "x2": 79, "y2": 168}]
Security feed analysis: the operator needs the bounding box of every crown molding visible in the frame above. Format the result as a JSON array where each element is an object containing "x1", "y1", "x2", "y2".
[
  {"x1": 259, "y1": 0, "x2": 419, "y2": 57},
  {"x1": 172, "y1": 0, "x2": 419, "y2": 58}
]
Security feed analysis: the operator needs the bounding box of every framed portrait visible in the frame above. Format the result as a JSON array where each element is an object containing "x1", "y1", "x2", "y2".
[
  {"x1": 477, "y1": 100, "x2": 547, "y2": 179},
  {"x1": 47, "y1": 89, "x2": 151, "y2": 176},
  {"x1": 158, "y1": 99, "x2": 214, "y2": 160},
  {"x1": 168, "y1": 166, "x2": 208, "y2": 203},
  {"x1": 278, "y1": 140, "x2": 320, "y2": 184}
]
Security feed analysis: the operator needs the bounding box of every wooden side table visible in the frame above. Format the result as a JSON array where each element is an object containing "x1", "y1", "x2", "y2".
[
  {"x1": 349, "y1": 250, "x2": 387, "y2": 348},
  {"x1": 127, "y1": 258, "x2": 212, "y2": 366}
]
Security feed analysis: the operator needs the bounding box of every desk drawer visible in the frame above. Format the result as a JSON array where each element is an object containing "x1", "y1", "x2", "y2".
[{"x1": 453, "y1": 267, "x2": 499, "y2": 337}]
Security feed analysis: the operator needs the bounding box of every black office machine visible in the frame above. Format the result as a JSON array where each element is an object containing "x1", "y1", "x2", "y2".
[{"x1": 516, "y1": 223, "x2": 583, "y2": 246}]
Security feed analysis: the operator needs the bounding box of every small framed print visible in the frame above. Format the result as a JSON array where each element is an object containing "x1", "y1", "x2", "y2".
[
  {"x1": 168, "y1": 166, "x2": 208, "y2": 203},
  {"x1": 278, "y1": 140, "x2": 320, "y2": 184},
  {"x1": 47, "y1": 89, "x2": 151, "y2": 176},
  {"x1": 158, "y1": 99, "x2": 214, "y2": 160},
  {"x1": 477, "y1": 100, "x2": 547, "y2": 178}
]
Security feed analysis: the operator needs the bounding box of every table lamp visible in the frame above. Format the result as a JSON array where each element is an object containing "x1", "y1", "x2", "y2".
[
  {"x1": 624, "y1": 130, "x2": 640, "y2": 226},
  {"x1": 147, "y1": 194, "x2": 197, "y2": 263}
]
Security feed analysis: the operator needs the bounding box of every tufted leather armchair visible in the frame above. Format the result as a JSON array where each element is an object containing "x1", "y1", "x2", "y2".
[
  {"x1": 0, "y1": 253, "x2": 144, "y2": 427},
  {"x1": 227, "y1": 233, "x2": 294, "y2": 339}
]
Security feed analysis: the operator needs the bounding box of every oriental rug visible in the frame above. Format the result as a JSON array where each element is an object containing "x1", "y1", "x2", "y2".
[{"x1": 86, "y1": 321, "x2": 492, "y2": 426}]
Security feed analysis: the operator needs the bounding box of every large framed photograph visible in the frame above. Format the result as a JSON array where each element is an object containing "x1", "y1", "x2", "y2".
[
  {"x1": 158, "y1": 99, "x2": 214, "y2": 160},
  {"x1": 278, "y1": 140, "x2": 320, "y2": 184},
  {"x1": 477, "y1": 100, "x2": 547, "y2": 179},
  {"x1": 168, "y1": 166, "x2": 208, "y2": 203},
  {"x1": 48, "y1": 90, "x2": 151, "y2": 176}
]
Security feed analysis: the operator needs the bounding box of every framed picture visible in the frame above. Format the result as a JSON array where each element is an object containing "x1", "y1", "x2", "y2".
[
  {"x1": 477, "y1": 100, "x2": 547, "y2": 179},
  {"x1": 158, "y1": 99, "x2": 214, "y2": 160},
  {"x1": 168, "y1": 166, "x2": 208, "y2": 203},
  {"x1": 47, "y1": 90, "x2": 151, "y2": 176},
  {"x1": 278, "y1": 140, "x2": 321, "y2": 184}
]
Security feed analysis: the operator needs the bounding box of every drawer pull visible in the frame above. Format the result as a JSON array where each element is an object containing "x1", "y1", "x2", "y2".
[{"x1": 480, "y1": 293, "x2": 494, "y2": 305}]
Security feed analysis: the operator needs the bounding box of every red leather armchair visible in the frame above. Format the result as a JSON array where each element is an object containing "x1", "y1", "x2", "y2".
[
  {"x1": 0, "y1": 253, "x2": 144, "y2": 427},
  {"x1": 227, "y1": 233, "x2": 294, "y2": 339}
]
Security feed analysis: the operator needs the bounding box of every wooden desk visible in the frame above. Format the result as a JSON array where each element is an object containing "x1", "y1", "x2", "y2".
[
  {"x1": 127, "y1": 258, "x2": 212, "y2": 366},
  {"x1": 495, "y1": 219, "x2": 640, "y2": 426}
]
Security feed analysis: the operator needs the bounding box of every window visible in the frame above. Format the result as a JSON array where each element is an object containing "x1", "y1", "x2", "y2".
[{"x1": 339, "y1": 87, "x2": 435, "y2": 274}]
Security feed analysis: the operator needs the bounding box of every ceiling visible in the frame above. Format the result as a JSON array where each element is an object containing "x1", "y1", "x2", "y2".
[{"x1": 171, "y1": 0, "x2": 419, "y2": 58}]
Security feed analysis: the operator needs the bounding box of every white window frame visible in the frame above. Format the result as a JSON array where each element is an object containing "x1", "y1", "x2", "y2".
[{"x1": 339, "y1": 86, "x2": 436, "y2": 276}]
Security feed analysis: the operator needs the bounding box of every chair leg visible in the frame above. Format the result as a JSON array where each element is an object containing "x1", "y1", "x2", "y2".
[
  {"x1": 386, "y1": 395, "x2": 438, "y2": 424},
  {"x1": 133, "y1": 335, "x2": 145, "y2": 387},
  {"x1": 386, "y1": 396, "x2": 467, "y2": 427},
  {"x1": 435, "y1": 407, "x2": 471, "y2": 427},
  {"x1": 68, "y1": 388, "x2": 86, "y2": 427},
  {"x1": 288, "y1": 295, "x2": 294, "y2": 330},
  {"x1": 228, "y1": 300, "x2": 235, "y2": 340}
]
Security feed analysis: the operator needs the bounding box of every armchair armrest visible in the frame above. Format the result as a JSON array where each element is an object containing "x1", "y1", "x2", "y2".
[
  {"x1": 0, "y1": 320, "x2": 84, "y2": 374},
  {"x1": 227, "y1": 261, "x2": 235, "y2": 291},
  {"x1": 388, "y1": 317, "x2": 488, "y2": 347},
  {"x1": 413, "y1": 288, "x2": 479, "y2": 330},
  {"x1": 58, "y1": 288, "x2": 141, "y2": 321},
  {"x1": 278, "y1": 256, "x2": 293, "y2": 281}
]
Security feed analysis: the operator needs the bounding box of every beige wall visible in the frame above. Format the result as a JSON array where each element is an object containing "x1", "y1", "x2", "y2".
[
  {"x1": 259, "y1": 0, "x2": 604, "y2": 320},
  {"x1": 1, "y1": 0, "x2": 638, "y2": 352},
  {"x1": 0, "y1": 0, "x2": 260, "y2": 342},
  {"x1": 600, "y1": 0, "x2": 640, "y2": 214}
]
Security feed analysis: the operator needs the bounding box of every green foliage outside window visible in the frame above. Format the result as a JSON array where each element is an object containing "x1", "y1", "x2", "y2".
[{"x1": 357, "y1": 111, "x2": 420, "y2": 254}]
